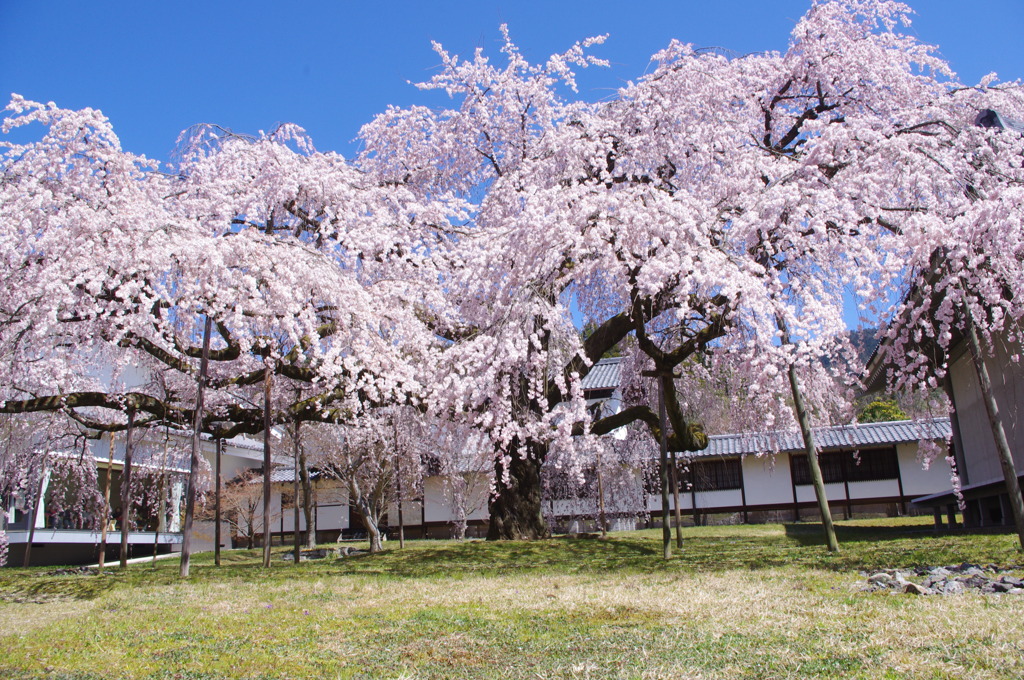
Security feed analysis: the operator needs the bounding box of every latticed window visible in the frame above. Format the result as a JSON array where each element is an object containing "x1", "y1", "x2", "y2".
[
  {"x1": 792, "y1": 447, "x2": 899, "y2": 485},
  {"x1": 846, "y1": 447, "x2": 900, "y2": 481},
  {"x1": 679, "y1": 458, "x2": 743, "y2": 492}
]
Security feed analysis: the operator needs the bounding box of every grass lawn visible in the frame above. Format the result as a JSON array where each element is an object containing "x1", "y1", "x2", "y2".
[{"x1": 1, "y1": 517, "x2": 1022, "y2": 679}]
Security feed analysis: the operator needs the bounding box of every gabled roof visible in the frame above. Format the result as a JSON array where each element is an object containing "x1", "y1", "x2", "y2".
[
  {"x1": 693, "y1": 418, "x2": 951, "y2": 458},
  {"x1": 976, "y1": 108, "x2": 1024, "y2": 135},
  {"x1": 580, "y1": 357, "x2": 623, "y2": 391}
]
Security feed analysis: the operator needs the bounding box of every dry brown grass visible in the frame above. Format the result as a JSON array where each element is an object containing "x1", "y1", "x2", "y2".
[{"x1": 1, "y1": 519, "x2": 1022, "y2": 679}]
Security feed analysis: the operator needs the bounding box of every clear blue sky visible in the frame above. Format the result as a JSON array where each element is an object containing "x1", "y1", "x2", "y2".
[{"x1": 3, "y1": 1, "x2": 1022, "y2": 163}]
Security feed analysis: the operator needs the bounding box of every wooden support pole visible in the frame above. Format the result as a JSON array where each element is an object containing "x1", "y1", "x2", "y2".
[
  {"x1": 119, "y1": 407, "x2": 136, "y2": 568},
  {"x1": 22, "y1": 458, "x2": 48, "y2": 568},
  {"x1": 215, "y1": 437, "x2": 223, "y2": 567},
  {"x1": 262, "y1": 364, "x2": 273, "y2": 568},
  {"x1": 778, "y1": 316, "x2": 838, "y2": 552},
  {"x1": 654, "y1": 372, "x2": 672, "y2": 559},
  {"x1": 153, "y1": 425, "x2": 168, "y2": 564},
  {"x1": 180, "y1": 315, "x2": 212, "y2": 578},
  {"x1": 293, "y1": 422, "x2": 301, "y2": 562},
  {"x1": 965, "y1": 315, "x2": 1024, "y2": 551},
  {"x1": 670, "y1": 450, "x2": 683, "y2": 548},
  {"x1": 596, "y1": 447, "x2": 607, "y2": 537},
  {"x1": 98, "y1": 434, "x2": 115, "y2": 571}
]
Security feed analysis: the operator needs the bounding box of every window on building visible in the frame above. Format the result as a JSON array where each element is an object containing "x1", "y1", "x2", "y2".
[
  {"x1": 642, "y1": 458, "x2": 743, "y2": 494},
  {"x1": 680, "y1": 458, "x2": 743, "y2": 492},
  {"x1": 791, "y1": 447, "x2": 899, "y2": 485}
]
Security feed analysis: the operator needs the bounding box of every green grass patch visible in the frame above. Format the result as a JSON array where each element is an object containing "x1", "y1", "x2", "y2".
[{"x1": 1, "y1": 518, "x2": 1022, "y2": 679}]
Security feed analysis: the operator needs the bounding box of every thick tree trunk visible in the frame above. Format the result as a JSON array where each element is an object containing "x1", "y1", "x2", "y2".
[
  {"x1": 487, "y1": 438, "x2": 547, "y2": 540},
  {"x1": 348, "y1": 478, "x2": 384, "y2": 553},
  {"x1": 360, "y1": 510, "x2": 384, "y2": 553}
]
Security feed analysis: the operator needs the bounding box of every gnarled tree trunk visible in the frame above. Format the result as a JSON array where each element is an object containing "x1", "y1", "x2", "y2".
[{"x1": 487, "y1": 438, "x2": 547, "y2": 540}]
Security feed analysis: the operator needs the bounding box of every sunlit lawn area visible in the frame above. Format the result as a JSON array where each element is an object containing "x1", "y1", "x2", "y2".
[{"x1": 1, "y1": 517, "x2": 1022, "y2": 679}]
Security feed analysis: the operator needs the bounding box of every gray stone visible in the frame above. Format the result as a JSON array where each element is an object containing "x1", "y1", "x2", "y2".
[
  {"x1": 942, "y1": 581, "x2": 965, "y2": 596},
  {"x1": 904, "y1": 583, "x2": 933, "y2": 596}
]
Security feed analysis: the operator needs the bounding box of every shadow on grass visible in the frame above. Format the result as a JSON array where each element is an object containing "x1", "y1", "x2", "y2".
[
  {"x1": 783, "y1": 521, "x2": 936, "y2": 545},
  {"x1": 2, "y1": 522, "x2": 1019, "y2": 600},
  {"x1": 0, "y1": 572, "x2": 119, "y2": 602}
]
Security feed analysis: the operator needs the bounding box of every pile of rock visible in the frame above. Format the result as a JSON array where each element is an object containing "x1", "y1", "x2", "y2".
[
  {"x1": 45, "y1": 565, "x2": 98, "y2": 576},
  {"x1": 278, "y1": 548, "x2": 334, "y2": 562},
  {"x1": 336, "y1": 545, "x2": 368, "y2": 558},
  {"x1": 862, "y1": 563, "x2": 1024, "y2": 596}
]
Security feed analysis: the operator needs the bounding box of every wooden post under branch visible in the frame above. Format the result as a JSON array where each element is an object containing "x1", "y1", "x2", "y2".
[
  {"x1": 596, "y1": 447, "x2": 608, "y2": 537},
  {"x1": 98, "y1": 433, "x2": 115, "y2": 571},
  {"x1": 394, "y1": 417, "x2": 405, "y2": 549},
  {"x1": 214, "y1": 437, "x2": 223, "y2": 567},
  {"x1": 670, "y1": 449, "x2": 683, "y2": 549},
  {"x1": 180, "y1": 314, "x2": 213, "y2": 578},
  {"x1": 119, "y1": 407, "x2": 136, "y2": 569},
  {"x1": 776, "y1": 317, "x2": 839, "y2": 553},
  {"x1": 153, "y1": 424, "x2": 169, "y2": 565},
  {"x1": 965, "y1": 313, "x2": 1024, "y2": 551},
  {"x1": 22, "y1": 457, "x2": 48, "y2": 568},
  {"x1": 262, "y1": 363, "x2": 273, "y2": 569},
  {"x1": 293, "y1": 420, "x2": 301, "y2": 563},
  {"x1": 642, "y1": 367, "x2": 678, "y2": 560}
]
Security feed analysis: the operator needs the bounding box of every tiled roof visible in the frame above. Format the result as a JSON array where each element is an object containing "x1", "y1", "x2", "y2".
[
  {"x1": 580, "y1": 357, "x2": 623, "y2": 391},
  {"x1": 976, "y1": 108, "x2": 1024, "y2": 135},
  {"x1": 692, "y1": 418, "x2": 951, "y2": 458},
  {"x1": 89, "y1": 446, "x2": 192, "y2": 473},
  {"x1": 269, "y1": 467, "x2": 298, "y2": 483}
]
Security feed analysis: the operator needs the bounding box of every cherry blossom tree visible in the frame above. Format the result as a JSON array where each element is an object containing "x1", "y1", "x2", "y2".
[
  {"x1": 304, "y1": 410, "x2": 422, "y2": 554},
  {"x1": 356, "y1": 0, "x2": 1024, "y2": 546},
  {"x1": 876, "y1": 100, "x2": 1024, "y2": 548},
  {"x1": 0, "y1": 97, "x2": 448, "y2": 563},
  {"x1": 5, "y1": 0, "x2": 1024, "y2": 554}
]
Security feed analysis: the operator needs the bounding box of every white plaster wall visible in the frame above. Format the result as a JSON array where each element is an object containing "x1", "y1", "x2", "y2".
[
  {"x1": 423, "y1": 476, "x2": 451, "y2": 523},
  {"x1": 795, "y1": 482, "x2": 845, "y2": 503},
  {"x1": 742, "y1": 455, "x2": 796, "y2": 506},
  {"x1": 551, "y1": 497, "x2": 598, "y2": 517},
  {"x1": 897, "y1": 442, "x2": 954, "y2": 495},
  {"x1": 423, "y1": 473, "x2": 489, "y2": 524},
  {"x1": 387, "y1": 499, "x2": 423, "y2": 527},
  {"x1": 693, "y1": 489, "x2": 743, "y2": 510},
  {"x1": 950, "y1": 342, "x2": 1024, "y2": 485},
  {"x1": 846, "y1": 479, "x2": 899, "y2": 500},
  {"x1": 316, "y1": 504, "x2": 347, "y2": 531}
]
